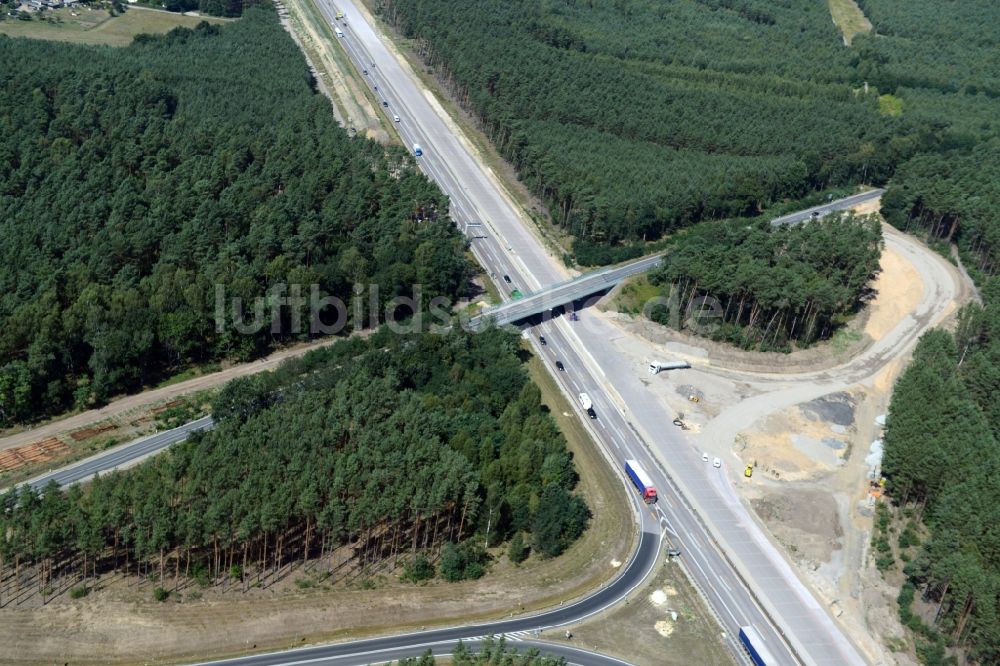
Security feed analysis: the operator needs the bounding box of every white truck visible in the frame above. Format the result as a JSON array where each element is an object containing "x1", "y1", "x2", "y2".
[
  {"x1": 648, "y1": 360, "x2": 690, "y2": 375},
  {"x1": 334, "y1": 27, "x2": 344, "y2": 37},
  {"x1": 579, "y1": 393, "x2": 596, "y2": 419}
]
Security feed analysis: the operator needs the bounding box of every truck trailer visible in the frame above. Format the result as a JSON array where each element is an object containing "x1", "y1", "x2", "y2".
[
  {"x1": 625, "y1": 459, "x2": 657, "y2": 503},
  {"x1": 738, "y1": 625, "x2": 776, "y2": 666}
]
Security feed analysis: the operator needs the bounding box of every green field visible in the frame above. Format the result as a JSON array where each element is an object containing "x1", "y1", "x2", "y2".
[{"x1": 0, "y1": 6, "x2": 228, "y2": 46}]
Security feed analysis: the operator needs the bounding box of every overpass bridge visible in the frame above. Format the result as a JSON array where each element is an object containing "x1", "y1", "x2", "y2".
[{"x1": 466, "y1": 253, "x2": 663, "y2": 331}]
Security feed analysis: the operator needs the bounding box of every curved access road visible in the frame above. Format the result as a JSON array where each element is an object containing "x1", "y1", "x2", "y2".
[
  {"x1": 189, "y1": 529, "x2": 661, "y2": 666},
  {"x1": 325, "y1": 0, "x2": 862, "y2": 663},
  {"x1": 192, "y1": 638, "x2": 633, "y2": 666}
]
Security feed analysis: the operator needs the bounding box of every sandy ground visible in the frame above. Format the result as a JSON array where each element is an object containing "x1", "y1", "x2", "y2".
[
  {"x1": 599, "y1": 207, "x2": 974, "y2": 664},
  {"x1": 0, "y1": 542, "x2": 627, "y2": 666},
  {"x1": 864, "y1": 246, "x2": 925, "y2": 340},
  {"x1": 0, "y1": 337, "x2": 343, "y2": 454},
  {"x1": 544, "y1": 558, "x2": 734, "y2": 666},
  {"x1": 280, "y1": 0, "x2": 387, "y2": 141}
]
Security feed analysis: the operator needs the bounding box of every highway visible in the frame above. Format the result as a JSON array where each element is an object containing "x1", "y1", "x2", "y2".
[
  {"x1": 11, "y1": 6, "x2": 876, "y2": 666},
  {"x1": 321, "y1": 2, "x2": 866, "y2": 665},
  {"x1": 17, "y1": 416, "x2": 214, "y2": 492},
  {"x1": 468, "y1": 253, "x2": 663, "y2": 330},
  {"x1": 771, "y1": 189, "x2": 885, "y2": 226}
]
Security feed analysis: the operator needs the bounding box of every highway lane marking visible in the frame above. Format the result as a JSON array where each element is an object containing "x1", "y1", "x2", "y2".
[
  {"x1": 682, "y1": 545, "x2": 742, "y2": 628},
  {"x1": 335, "y1": 10, "x2": 808, "y2": 663}
]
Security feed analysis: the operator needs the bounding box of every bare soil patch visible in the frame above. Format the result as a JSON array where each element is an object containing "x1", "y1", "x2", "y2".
[
  {"x1": 827, "y1": 0, "x2": 873, "y2": 46},
  {"x1": 0, "y1": 437, "x2": 70, "y2": 474},
  {"x1": 737, "y1": 392, "x2": 857, "y2": 481},
  {"x1": 864, "y1": 247, "x2": 925, "y2": 340},
  {"x1": 751, "y1": 488, "x2": 843, "y2": 567},
  {"x1": 69, "y1": 423, "x2": 116, "y2": 441}
]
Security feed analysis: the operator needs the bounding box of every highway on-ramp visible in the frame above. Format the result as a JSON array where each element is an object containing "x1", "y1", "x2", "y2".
[
  {"x1": 323, "y1": 1, "x2": 867, "y2": 664},
  {"x1": 190, "y1": 531, "x2": 660, "y2": 666},
  {"x1": 12, "y1": 6, "x2": 888, "y2": 666},
  {"x1": 192, "y1": 637, "x2": 637, "y2": 666}
]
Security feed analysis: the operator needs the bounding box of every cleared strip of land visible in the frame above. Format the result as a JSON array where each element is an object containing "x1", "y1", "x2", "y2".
[{"x1": 828, "y1": 0, "x2": 872, "y2": 45}]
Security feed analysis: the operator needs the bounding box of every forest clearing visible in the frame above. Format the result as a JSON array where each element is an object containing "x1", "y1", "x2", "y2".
[{"x1": 0, "y1": 5, "x2": 228, "y2": 45}]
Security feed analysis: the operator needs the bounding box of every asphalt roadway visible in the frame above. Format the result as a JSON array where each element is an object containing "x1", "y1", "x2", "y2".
[
  {"x1": 189, "y1": 530, "x2": 659, "y2": 666},
  {"x1": 191, "y1": 638, "x2": 636, "y2": 666},
  {"x1": 13, "y1": 6, "x2": 880, "y2": 666},
  {"x1": 771, "y1": 189, "x2": 886, "y2": 226},
  {"x1": 473, "y1": 187, "x2": 888, "y2": 330},
  {"x1": 323, "y1": 2, "x2": 866, "y2": 664},
  {"x1": 468, "y1": 253, "x2": 664, "y2": 330},
  {"x1": 17, "y1": 415, "x2": 214, "y2": 492}
]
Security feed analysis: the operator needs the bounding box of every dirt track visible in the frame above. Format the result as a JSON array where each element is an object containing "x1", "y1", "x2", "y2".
[
  {"x1": 602, "y1": 211, "x2": 973, "y2": 664},
  {"x1": 0, "y1": 337, "x2": 342, "y2": 454}
]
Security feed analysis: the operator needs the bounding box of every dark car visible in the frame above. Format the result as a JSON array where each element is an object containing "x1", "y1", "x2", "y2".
[
  {"x1": 503, "y1": 274, "x2": 512, "y2": 284},
  {"x1": 382, "y1": 101, "x2": 388, "y2": 107},
  {"x1": 555, "y1": 360, "x2": 565, "y2": 371},
  {"x1": 539, "y1": 335, "x2": 547, "y2": 346}
]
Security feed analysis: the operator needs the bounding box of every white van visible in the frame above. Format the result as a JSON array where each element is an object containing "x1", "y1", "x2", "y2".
[{"x1": 334, "y1": 27, "x2": 344, "y2": 37}]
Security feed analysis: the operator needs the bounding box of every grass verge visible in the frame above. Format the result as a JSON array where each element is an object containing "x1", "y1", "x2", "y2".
[
  {"x1": 607, "y1": 276, "x2": 660, "y2": 317},
  {"x1": 544, "y1": 557, "x2": 733, "y2": 665}
]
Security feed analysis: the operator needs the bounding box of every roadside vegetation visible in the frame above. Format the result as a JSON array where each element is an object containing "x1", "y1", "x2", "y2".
[
  {"x1": 871, "y1": 6, "x2": 1000, "y2": 657},
  {"x1": 645, "y1": 213, "x2": 882, "y2": 349},
  {"x1": 882, "y1": 140, "x2": 1000, "y2": 285},
  {"x1": 0, "y1": 9, "x2": 471, "y2": 427},
  {"x1": 396, "y1": 639, "x2": 566, "y2": 666},
  {"x1": 0, "y1": 328, "x2": 590, "y2": 603}
]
